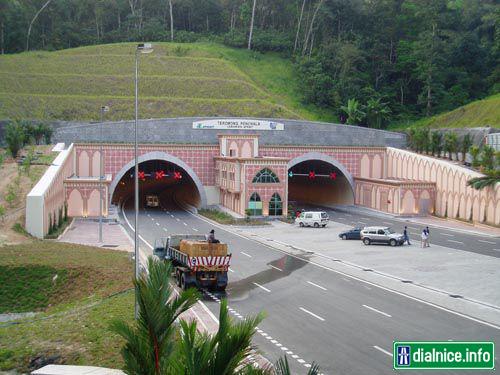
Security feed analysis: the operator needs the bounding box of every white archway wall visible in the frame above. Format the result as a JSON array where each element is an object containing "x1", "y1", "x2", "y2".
[{"x1": 386, "y1": 147, "x2": 499, "y2": 224}]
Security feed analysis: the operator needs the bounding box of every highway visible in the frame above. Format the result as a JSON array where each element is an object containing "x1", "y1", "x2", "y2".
[
  {"x1": 121, "y1": 202, "x2": 499, "y2": 374},
  {"x1": 300, "y1": 205, "x2": 500, "y2": 259}
]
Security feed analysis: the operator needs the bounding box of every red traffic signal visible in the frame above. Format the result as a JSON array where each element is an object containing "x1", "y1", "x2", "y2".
[
  {"x1": 174, "y1": 171, "x2": 182, "y2": 180},
  {"x1": 138, "y1": 171, "x2": 146, "y2": 181},
  {"x1": 308, "y1": 171, "x2": 315, "y2": 180},
  {"x1": 329, "y1": 172, "x2": 337, "y2": 180},
  {"x1": 155, "y1": 170, "x2": 165, "y2": 180}
]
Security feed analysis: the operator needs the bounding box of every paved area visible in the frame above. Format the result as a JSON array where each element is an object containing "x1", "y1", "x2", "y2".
[
  {"x1": 58, "y1": 218, "x2": 132, "y2": 251},
  {"x1": 119, "y1": 202, "x2": 500, "y2": 375}
]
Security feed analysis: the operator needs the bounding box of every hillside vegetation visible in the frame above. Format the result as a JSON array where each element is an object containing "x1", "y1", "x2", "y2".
[
  {"x1": 0, "y1": 42, "x2": 319, "y2": 121},
  {"x1": 391, "y1": 94, "x2": 500, "y2": 130}
]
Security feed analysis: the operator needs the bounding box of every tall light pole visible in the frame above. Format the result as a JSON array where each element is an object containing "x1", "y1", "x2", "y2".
[
  {"x1": 99, "y1": 105, "x2": 109, "y2": 244},
  {"x1": 134, "y1": 43, "x2": 153, "y2": 318}
]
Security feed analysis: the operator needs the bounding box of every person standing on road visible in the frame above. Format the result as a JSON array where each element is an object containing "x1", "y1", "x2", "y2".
[
  {"x1": 421, "y1": 229, "x2": 429, "y2": 248},
  {"x1": 403, "y1": 226, "x2": 411, "y2": 245},
  {"x1": 424, "y1": 226, "x2": 430, "y2": 247}
]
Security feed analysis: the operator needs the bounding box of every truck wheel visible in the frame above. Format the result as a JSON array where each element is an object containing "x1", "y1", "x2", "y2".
[
  {"x1": 342, "y1": 234, "x2": 347, "y2": 240},
  {"x1": 363, "y1": 238, "x2": 371, "y2": 245},
  {"x1": 314, "y1": 222, "x2": 320, "y2": 228},
  {"x1": 390, "y1": 239, "x2": 397, "y2": 247},
  {"x1": 299, "y1": 222, "x2": 304, "y2": 227}
]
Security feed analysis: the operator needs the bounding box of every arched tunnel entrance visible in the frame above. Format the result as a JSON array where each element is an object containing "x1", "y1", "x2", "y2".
[
  {"x1": 287, "y1": 156, "x2": 354, "y2": 209},
  {"x1": 109, "y1": 152, "x2": 206, "y2": 210}
]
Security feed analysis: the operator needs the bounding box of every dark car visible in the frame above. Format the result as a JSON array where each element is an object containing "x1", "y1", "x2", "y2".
[{"x1": 338, "y1": 227, "x2": 362, "y2": 240}]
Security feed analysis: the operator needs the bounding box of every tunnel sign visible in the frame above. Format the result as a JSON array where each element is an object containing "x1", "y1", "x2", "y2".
[{"x1": 193, "y1": 119, "x2": 284, "y2": 131}]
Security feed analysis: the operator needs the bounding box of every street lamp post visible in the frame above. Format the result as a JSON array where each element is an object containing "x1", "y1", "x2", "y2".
[
  {"x1": 134, "y1": 43, "x2": 153, "y2": 319},
  {"x1": 99, "y1": 105, "x2": 109, "y2": 244}
]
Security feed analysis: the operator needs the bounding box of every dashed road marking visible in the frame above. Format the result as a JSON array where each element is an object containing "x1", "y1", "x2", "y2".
[
  {"x1": 156, "y1": 222, "x2": 160, "y2": 226},
  {"x1": 362, "y1": 304, "x2": 392, "y2": 318},
  {"x1": 241, "y1": 251, "x2": 252, "y2": 258},
  {"x1": 183, "y1": 222, "x2": 188, "y2": 226},
  {"x1": 447, "y1": 239, "x2": 464, "y2": 244},
  {"x1": 383, "y1": 221, "x2": 392, "y2": 225},
  {"x1": 478, "y1": 239, "x2": 496, "y2": 244},
  {"x1": 253, "y1": 282, "x2": 271, "y2": 293},
  {"x1": 228, "y1": 268, "x2": 235, "y2": 273},
  {"x1": 299, "y1": 307, "x2": 325, "y2": 321},
  {"x1": 307, "y1": 281, "x2": 327, "y2": 291},
  {"x1": 176, "y1": 218, "x2": 180, "y2": 222},
  {"x1": 269, "y1": 265, "x2": 283, "y2": 272},
  {"x1": 170, "y1": 214, "x2": 174, "y2": 218},
  {"x1": 163, "y1": 228, "x2": 168, "y2": 232},
  {"x1": 192, "y1": 228, "x2": 199, "y2": 232},
  {"x1": 358, "y1": 221, "x2": 366, "y2": 225},
  {"x1": 373, "y1": 345, "x2": 393, "y2": 357},
  {"x1": 440, "y1": 232, "x2": 454, "y2": 237}
]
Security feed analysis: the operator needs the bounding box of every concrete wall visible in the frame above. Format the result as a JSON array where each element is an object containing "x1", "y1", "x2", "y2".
[
  {"x1": 26, "y1": 144, "x2": 75, "y2": 238},
  {"x1": 386, "y1": 147, "x2": 499, "y2": 224}
]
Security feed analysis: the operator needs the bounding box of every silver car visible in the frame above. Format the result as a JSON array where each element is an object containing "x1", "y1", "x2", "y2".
[{"x1": 360, "y1": 226, "x2": 404, "y2": 246}]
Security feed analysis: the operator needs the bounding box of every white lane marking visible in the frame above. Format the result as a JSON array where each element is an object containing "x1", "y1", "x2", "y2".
[
  {"x1": 292, "y1": 354, "x2": 299, "y2": 359},
  {"x1": 271, "y1": 339, "x2": 278, "y2": 344},
  {"x1": 361, "y1": 217, "x2": 370, "y2": 220},
  {"x1": 363, "y1": 304, "x2": 392, "y2": 318},
  {"x1": 269, "y1": 265, "x2": 283, "y2": 272},
  {"x1": 122, "y1": 207, "x2": 219, "y2": 326},
  {"x1": 408, "y1": 226, "x2": 419, "y2": 231},
  {"x1": 297, "y1": 359, "x2": 305, "y2": 364},
  {"x1": 299, "y1": 307, "x2": 325, "y2": 321},
  {"x1": 358, "y1": 221, "x2": 366, "y2": 225},
  {"x1": 176, "y1": 218, "x2": 180, "y2": 222},
  {"x1": 440, "y1": 232, "x2": 454, "y2": 237},
  {"x1": 192, "y1": 228, "x2": 199, "y2": 232},
  {"x1": 188, "y1": 209, "x2": 500, "y2": 330},
  {"x1": 163, "y1": 228, "x2": 168, "y2": 232},
  {"x1": 156, "y1": 222, "x2": 160, "y2": 226},
  {"x1": 170, "y1": 214, "x2": 174, "y2": 218},
  {"x1": 147, "y1": 214, "x2": 151, "y2": 217},
  {"x1": 478, "y1": 239, "x2": 496, "y2": 244},
  {"x1": 252, "y1": 282, "x2": 271, "y2": 293},
  {"x1": 241, "y1": 251, "x2": 252, "y2": 258},
  {"x1": 183, "y1": 222, "x2": 188, "y2": 226},
  {"x1": 373, "y1": 345, "x2": 393, "y2": 357},
  {"x1": 447, "y1": 239, "x2": 464, "y2": 244},
  {"x1": 307, "y1": 281, "x2": 327, "y2": 291},
  {"x1": 151, "y1": 217, "x2": 154, "y2": 221},
  {"x1": 382, "y1": 221, "x2": 392, "y2": 225},
  {"x1": 228, "y1": 268, "x2": 235, "y2": 273}
]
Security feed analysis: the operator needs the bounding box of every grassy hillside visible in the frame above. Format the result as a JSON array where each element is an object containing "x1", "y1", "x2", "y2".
[
  {"x1": 390, "y1": 94, "x2": 500, "y2": 130},
  {"x1": 0, "y1": 42, "x2": 326, "y2": 121}
]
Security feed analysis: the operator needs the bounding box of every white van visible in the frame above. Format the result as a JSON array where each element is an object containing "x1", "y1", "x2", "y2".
[{"x1": 295, "y1": 211, "x2": 329, "y2": 228}]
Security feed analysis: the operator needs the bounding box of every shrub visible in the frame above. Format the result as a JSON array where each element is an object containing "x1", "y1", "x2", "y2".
[
  {"x1": 480, "y1": 145, "x2": 495, "y2": 170},
  {"x1": 4, "y1": 121, "x2": 25, "y2": 158},
  {"x1": 470, "y1": 145, "x2": 481, "y2": 168},
  {"x1": 4, "y1": 184, "x2": 17, "y2": 208},
  {"x1": 0, "y1": 204, "x2": 5, "y2": 222},
  {"x1": 43, "y1": 125, "x2": 54, "y2": 144}
]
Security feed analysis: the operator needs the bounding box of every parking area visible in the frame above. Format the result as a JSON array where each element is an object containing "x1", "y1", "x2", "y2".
[{"x1": 238, "y1": 219, "x2": 500, "y2": 310}]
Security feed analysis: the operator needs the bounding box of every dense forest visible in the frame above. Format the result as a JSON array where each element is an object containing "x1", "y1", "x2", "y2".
[{"x1": 0, "y1": 0, "x2": 498, "y2": 127}]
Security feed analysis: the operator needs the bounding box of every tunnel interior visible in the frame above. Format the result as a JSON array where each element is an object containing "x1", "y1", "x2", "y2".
[
  {"x1": 111, "y1": 159, "x2": 201, "y2": 209},
  {"x1": 288, "y1": 160, "x2": 354, "y2": 208}
]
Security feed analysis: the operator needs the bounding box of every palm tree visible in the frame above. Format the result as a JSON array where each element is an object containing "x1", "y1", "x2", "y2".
[
  {"x1": 469, "y1": 145, "x2": 481, "y2": 168},
  {"x1": 430, "y1": 131, "x2": 442, "y2": 157},
  {"x1": 443, "y1": 133, "x2": 458, "y2": 160},
  {"x1": 111, "y1": 257, "x2": 199, "y2": 375},
  {"x1": 467, "y1": 169, "x2": 500, "y2": 190},
  {"x1": 171, "y1": 299, "x2": 264, "y2": 374},
  {"x1": 365, "y1": 98, "x2": 391, "y2": 129},
  {"x1": 480, "y1": 145, "x2": 495, "y2": 170},
  {"x1": 460, "y1": 134, "x2": 473, "y2": 163},
  {"x1": 341, "y1": 98, "x2": 365, "y2": 125}
]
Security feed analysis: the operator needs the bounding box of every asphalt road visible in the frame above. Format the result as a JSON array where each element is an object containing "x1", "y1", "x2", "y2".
[
  {"x1": 121, "y1": 202, "x2": 499, "y2": 374},
  {"x1": 299, "y1": 205, "x2": 500, "y2": 259}
]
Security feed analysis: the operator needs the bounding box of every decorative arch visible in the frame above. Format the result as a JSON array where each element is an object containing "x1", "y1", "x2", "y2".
[
  {"x1": 253, "y1": 168, "x2": 279, "y2": 183},
  {"x1": 269, "y1": 193, "x2": 283, "y2": 216},
  {"x1": 287, "y1": 152, "x2": 355, "y2": 193},
  {"x1": 87, "y1": 189, "x2": 100, "y2": 217},
  {"x1": 78, "y1": 151, "x2": 90, "y2": 177},
  {"x1": 109, "y1": 151, "x2": 207, "y2": 207},
  {"x1": 248, "y1": 192, "x2": 262, "y2": 216},
  {"x1": 67, "y1": 189, "x2": 84, "y2": 217}
]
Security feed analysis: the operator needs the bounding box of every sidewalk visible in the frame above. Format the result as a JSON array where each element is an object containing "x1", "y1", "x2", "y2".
[
  {"x1": 334, "y1": 204, "x2": 500, "y2": 237},
  {"x1": 58, "y1": 218, "x2": 132, "y2": 251}
]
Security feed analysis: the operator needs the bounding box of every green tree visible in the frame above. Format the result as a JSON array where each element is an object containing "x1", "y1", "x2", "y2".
[
  {"x1": 341, "y1": 98, "x2": 365, "y2": 125},
  {"x1": 5, "y1": 121, "x2": 25, "y2": 158},
  {"x1": 365, "y1": 98, "x2": 391, "y2": 129},
  {"x1": 43, "y1": 125, "x2": 54, "y2": 145},
  {"x1": 0, "y1": 204, "x2": 5, "y2": 223},
  {"x1": 480, "y1": 145, "x2": 495, "y2": 170},
  {"x1": 460, "y1": 134, "x2": 473, "y2": 163},
  {"x1": 469, "y1": 145, "x2": 481, "y2": 168},
  {"x1": 443, "y1": 132, "x2": 458, "y2": 160},
  {"x1": 430, "y1": 131, "x2": 442, "y2": 157},
  {"x1": 111, "y1": 257, "x2": 199, "y2": 375}
]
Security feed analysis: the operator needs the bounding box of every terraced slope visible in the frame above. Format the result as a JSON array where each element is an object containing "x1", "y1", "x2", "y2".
[
  {"x1": 0, "y1": 43, "x2": 305, "y2": 121},
  {"x1": 391, "y1": 94, "x2": 500, "y2": 130}
]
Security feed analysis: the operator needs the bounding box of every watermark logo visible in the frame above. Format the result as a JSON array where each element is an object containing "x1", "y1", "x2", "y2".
[{"x1": 393, "y1": 341, "x2": 495, "y2": 370}]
